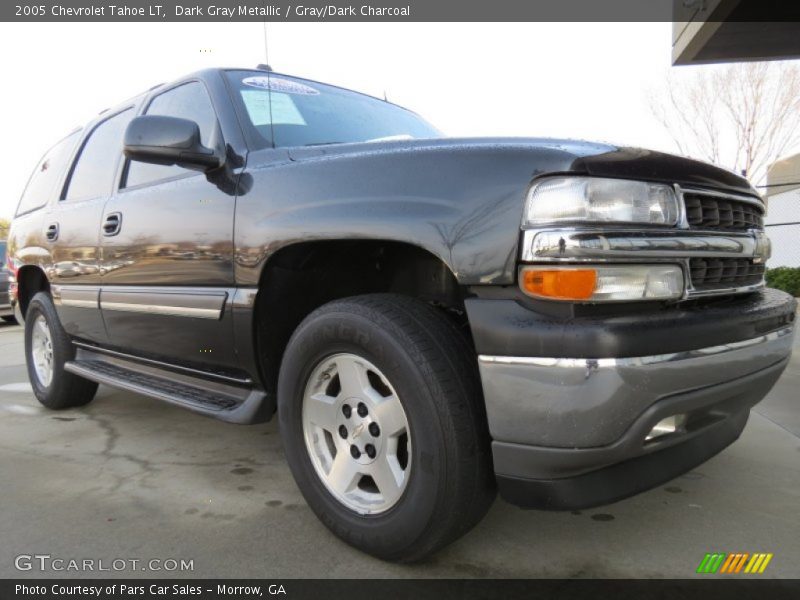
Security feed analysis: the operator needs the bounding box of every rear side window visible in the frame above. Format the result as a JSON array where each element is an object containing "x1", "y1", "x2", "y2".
[
  {"x1": 64, "y1": 109, "x2": 133, "y2": 201},
  {"x1": 16, "y1": 131, "x2": 81, "y2": 216},
  {"x1": 124, "y1": 81, "x2": 218, "y2": 189}
]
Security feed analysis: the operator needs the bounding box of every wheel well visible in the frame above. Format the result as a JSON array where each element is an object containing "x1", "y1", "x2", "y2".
[
  {"x1": 16, "y1": 266, "x2": 50, "y2": 318},
  {"x1": 253, "y1": 240, "x2": 470, "y2": 396}
]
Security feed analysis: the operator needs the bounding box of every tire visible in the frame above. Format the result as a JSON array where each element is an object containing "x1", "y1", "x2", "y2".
[
  {"x1": 24, "y1": 292, "x2": 98, "y2": 410},
  {"x1": 2, "y1": 315, "x2": 17, "y2": 324},
  {"x1": 278, "y1": 293, "x2": 496, "y2": 561}
]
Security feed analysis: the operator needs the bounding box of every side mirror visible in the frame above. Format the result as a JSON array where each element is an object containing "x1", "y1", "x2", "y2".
[{"x1": 123, "y1": 115, "x2": 224, "y2": 172}]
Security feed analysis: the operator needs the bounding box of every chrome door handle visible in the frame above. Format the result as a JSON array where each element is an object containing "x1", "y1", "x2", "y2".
[
  {"x1": 45, "y1": 223, "x2": 59, "y2": 241},
  {"x1": 102, "y1": 213, "x2": 122, "y2": 237}
]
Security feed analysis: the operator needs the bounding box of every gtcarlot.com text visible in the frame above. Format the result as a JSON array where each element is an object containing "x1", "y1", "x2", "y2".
[{"x1": 15, "y1": 554, "x2": 194, "y2": 573}]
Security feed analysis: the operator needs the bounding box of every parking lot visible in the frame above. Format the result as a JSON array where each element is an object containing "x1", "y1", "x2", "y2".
[{"x1": 0, "y1": 318, "x2": 798, "y2": 579}]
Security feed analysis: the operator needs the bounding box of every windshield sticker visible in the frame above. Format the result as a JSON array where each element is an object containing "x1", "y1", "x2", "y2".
[
  {"x1": 242, "y1": 76, "x2": 319, "y2": 95},
  {"x1": 241, "y1": 90, "x2": 306, "y2": 126}
]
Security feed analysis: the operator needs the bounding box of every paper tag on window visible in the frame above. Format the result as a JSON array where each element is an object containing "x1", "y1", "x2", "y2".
[{"x1": 241, "y1": 91, "x2": 306, "y2": 126}]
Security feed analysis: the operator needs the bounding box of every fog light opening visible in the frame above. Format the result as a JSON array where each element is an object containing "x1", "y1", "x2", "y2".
[{"x1": 645, "y1": 414, "x2": 687, "y2": 442}]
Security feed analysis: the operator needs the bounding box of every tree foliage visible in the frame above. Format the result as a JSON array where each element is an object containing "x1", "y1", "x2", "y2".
[
  {"x1": 766, "y1": 267, "x2": 800, "y2": 297},
  {"x1": 650, "y1": 62, "x2": 800, "y2": 184}
]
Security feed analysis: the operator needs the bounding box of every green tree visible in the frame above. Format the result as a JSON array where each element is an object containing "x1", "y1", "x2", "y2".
[
  {"x1": 766, "y1": 267, "x2": 800, "y2": 297},
  {"x1": 0, "y1": 218, "x2": 10, "y2": 240}
]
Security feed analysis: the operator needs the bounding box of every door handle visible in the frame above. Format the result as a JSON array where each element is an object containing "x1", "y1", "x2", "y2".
[
  {"x1": 102, "y1": 212, "x2": 122, "y2": 236},
  {"x1": 45, "y1": 223, "x2": 59, "y2": 241}
]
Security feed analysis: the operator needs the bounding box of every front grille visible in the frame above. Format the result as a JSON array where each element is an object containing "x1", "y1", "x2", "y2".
[
  {"x1": 689, "y1": 258, "x2": 765, "y2": 291},
  {"x1": 683, "y1": 191, "x2": 764, "y2": 231}
]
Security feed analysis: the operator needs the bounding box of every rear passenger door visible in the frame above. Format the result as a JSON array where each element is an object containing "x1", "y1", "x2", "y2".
[
  {"x1": 49, "y1": 108, "x2": 133, "y2": 342},
  {"x1": 98, "y1": 81, "x2": 238, "y2": 369}
]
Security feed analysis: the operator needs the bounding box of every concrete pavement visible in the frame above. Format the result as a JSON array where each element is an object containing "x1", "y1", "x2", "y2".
[{"x1": 0, "y1": 320, "x2": 798, "y2": 578}]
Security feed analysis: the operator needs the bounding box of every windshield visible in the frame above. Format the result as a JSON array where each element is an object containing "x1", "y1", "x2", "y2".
[
  {"x1": 0, "y1": 241, "x2": 6, "y2": 268},
  {"x1": 226, "y1": 70, "x2": 441, "y2": 149}
]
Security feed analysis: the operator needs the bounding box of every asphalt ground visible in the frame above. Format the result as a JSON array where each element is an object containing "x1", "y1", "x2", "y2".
[{"x1": 0, "y1": 319, "x2": 798, "y2": 578}]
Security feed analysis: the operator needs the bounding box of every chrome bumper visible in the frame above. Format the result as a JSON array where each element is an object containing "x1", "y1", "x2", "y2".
[{"x1": 478, "y1": 325, "x2": 795, "y2": 449}]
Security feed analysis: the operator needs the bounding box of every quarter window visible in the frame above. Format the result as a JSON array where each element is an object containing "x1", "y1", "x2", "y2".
[
  {"x1": 16, "y1": 131, "x2": 81, "y2": 215},
  {"x1": 124, "y1": 81, "x2": 218, "y2": 189},
  {"x1": 64, "y1": 109, "x2": 133, "y2": 201}
]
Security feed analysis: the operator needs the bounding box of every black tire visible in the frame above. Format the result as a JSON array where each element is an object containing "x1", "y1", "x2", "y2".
[
  {"x1": 2, "y1": 315, "x2": 17, "y2": 324},
  {"x1": 24, "y1": 292, "x2": 98, "y2": 410},
  {"x1": 278, "y1": 293, "x2": 496, "y2": 561}
]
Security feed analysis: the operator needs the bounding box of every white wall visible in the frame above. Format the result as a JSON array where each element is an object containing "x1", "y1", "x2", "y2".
[{"x1": 765, "y1": 188, "x2": 800, "y2": 268}]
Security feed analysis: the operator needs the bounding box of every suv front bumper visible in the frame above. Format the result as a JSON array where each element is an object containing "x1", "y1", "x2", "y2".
[{"x1": 466, "y1": 289, "x2": 796, "y2": 509}]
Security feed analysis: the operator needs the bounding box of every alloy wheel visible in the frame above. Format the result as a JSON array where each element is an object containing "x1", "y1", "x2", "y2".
[
  {"x1": 31, "y1": 314, "x2": 54, "y2": 387},
  {"x1": 302, "y1": 353, "x2": 412, "y2": 514}
]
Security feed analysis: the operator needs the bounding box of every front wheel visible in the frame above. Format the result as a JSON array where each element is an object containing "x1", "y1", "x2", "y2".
[
  {"x1": 278, "y1": 294, "x2": 495, "y2": 561},
  {"x1": 25, "y1": 292, "x2": 98, "y2": 410}
]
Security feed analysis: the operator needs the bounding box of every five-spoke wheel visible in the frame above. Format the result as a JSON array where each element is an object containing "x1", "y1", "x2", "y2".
[
  {"x1": 302, "y1": 353, "x2": 411, "y2": 514},
  {"x1": 30, "y1": 314, "x2": 54, "y2": 387}
]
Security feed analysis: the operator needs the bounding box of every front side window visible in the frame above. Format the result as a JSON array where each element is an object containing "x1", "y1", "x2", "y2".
[
  {"x1": 225, "y1": 70, "x2": 441, "y2": 149},
  {"x1": 64, "y1": 109, "x2": 133, "y2": 201},
  {"x1": 124, "y1": 81, "x2": 218, "y2": 189},
  {"x1": 16, "y1": 131, "x2": 81, "y2": 215}
]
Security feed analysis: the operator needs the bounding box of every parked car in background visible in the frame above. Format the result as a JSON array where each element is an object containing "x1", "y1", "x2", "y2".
[
  {"x1": 1, "y1": 240, "x2": 18, "y2": 324},
  {"x1": 6, "y1": 68, "x2": 797, "y2": 561}
]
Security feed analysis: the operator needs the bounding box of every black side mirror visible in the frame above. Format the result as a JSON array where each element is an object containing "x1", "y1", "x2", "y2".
[{"x1": 123, "y1": 115, "x2": 224, "y2": 172}]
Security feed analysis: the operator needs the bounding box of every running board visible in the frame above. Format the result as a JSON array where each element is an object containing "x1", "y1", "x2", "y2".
[{"x1": 64, "y1": 350, "x2": 273, "y2": 424}]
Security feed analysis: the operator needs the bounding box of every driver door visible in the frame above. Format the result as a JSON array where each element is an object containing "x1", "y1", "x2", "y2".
[{"x1": 98, "y1": 80, "x2": 238, "y2": 370}]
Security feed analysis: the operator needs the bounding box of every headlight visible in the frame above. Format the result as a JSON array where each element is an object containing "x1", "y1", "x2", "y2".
[
  {"x1": 520, "y1": 265, "x2": 684, "y2": 302},
  {"x1": 524, "y1": 176, "x2": 679, "y2": 226}
]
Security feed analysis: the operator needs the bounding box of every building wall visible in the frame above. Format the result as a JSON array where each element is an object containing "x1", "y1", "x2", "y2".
[
  {"x1": 765, "y1": 154, "x2": 800, "y2": 268},
  {"x1": 765, "y1": 189, "x2": 799, "y2": 268}
]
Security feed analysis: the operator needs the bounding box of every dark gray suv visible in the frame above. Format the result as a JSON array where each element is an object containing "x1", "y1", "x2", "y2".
[{"x1": 7, "y1": 68, "x2": 797, "y2": 561}]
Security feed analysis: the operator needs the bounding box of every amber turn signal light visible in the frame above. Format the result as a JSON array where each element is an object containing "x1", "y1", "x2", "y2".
[
  {"x1": 521, "y1": 268, "x2": 597, "y2": 300},
  {"x1": 520, "y1": 264, "x2": 684, "y2": 302}
]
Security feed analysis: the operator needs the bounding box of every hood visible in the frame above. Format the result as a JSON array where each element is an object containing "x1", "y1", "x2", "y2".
[
  {"x1": 571, "y1": 146, "x2": 757, "y2": 197},
  {"x1": 286, "y1": 137, "x2": 759, "y2": 198}
]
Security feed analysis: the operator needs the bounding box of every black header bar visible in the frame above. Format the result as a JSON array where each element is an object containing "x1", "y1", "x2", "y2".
[
  {"x1": 2, "y1": 579, "x2": 800, "y2": 600},
  {"x1": 3, "y1": 0, "x2": 800, "y2": 22}
]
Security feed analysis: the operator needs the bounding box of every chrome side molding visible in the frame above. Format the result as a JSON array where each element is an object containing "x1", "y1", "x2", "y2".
[
  {"x1": 52, "y1": 285, "x2": 229, "y2": 320},
  {"x1": 100, "y1": 301, "x2": 222, "y2": 319},
  {"x1": 52, "y1": 285, "x2": 100, "y2": 309},
  {"x1": 100, "y1": 288, "x2": 228, "y2": 320}
]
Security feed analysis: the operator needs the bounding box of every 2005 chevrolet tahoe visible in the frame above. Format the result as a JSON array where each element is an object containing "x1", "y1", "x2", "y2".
[{"x1": 7, "y1": 67, "x2": 796, "y2": 561}]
